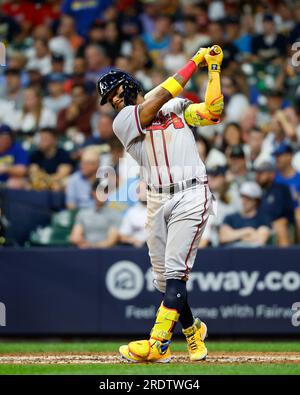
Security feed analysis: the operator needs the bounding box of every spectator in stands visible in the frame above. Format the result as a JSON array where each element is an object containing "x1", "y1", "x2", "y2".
[
  {"x1": 26, "y1": 67, "x2": 44, "y2": 90},
  {"x1": 81, "y1": 21, "x2": 106, "y2": 50},
  {"x1": 0, "y1": 68, "x2": 22, "y2": 128},
  {"x1": 70, "y1": 179, "x2": 121, "y2": 249},
  {"x1": 0, "y1": 68, "x2": 23, "y2": 111},
  {"x1": 26, "y1": 38, "x2": 52, "y2": 76},
  {"x1": 0, "y1": 124, "x2": 28, "y2": 188},
  {"x1": 244, "y1": 127, "x2": 266, "y2": 170},
  {"x1": 85, "y1": 114, "x2": 114, "y2": 147},
  {"x1": 200, "y1": 165, "x2": 237, "y2": 247},
  {"x1": 224, "y1": 15, "x2": 252, "y2": 58},
  {"x1": 57, "y1": 83, "x2": 96, "y2": 137},
  {"x1": 273, "y1": 143, "x2": 300, "y2": 243},
  {"x1": 84, "y1": 44, "x2": 111, "y2": 84},
  {"x1": 183, "y1": 15, "x2": 210, "y2": 59},
  {"x1": 8, "y1": 86, "x2": 56, "y2": 133},
  {"x1": 63, "y1": 56, "x2": 86, "y2": 91},
  {"x1": 139, "y1": 1, "x2": 158, "y2": 35},
  {"x1": 141, "y1": 14, "x2": 172, "y2": 64},
  {"x1": 130, "y1": 38, "x2": 153, "y2": 90},
  {"x1": 259, "y1": 90, "x2": 291, "y2": 135},
  {"x1": 0, "y1": 10, "x2": 20, "y2": 43},
  {"x1": 289, "y1": 1, "x2": 300, "y2": 45},
  {"x1": 226, "y1": 145, "x2": 248, "y2": 187},
  {"x1": 251, "y1": 13, "x2": 287, "y2": 64},
  {"x1": 118, "y1": 181, "x2": 147, "y2": 248},
  {"x1": 274, "y1": 143, "x2": 300, "y2": 205},
  {"x1": 222, "y1": 76, "x2": 250, "y2": 123},
  {"x1": 50, "y1": 53, "x2": 66, "y2": 75},
  {"x1": 103, "y1": 21, "x2": 122, "y2": 63},
  {"x1": 118, "y1": 5, "x2": 142, "y2": 41},
  {"x1": 101, "y1": 137, "x2": 139, "y2": 214},
  {"x1": 49, "y1": 31, "x2": 74, "y2": 75},
  {"x1": 53, "y1": 14, "x2": 83, "y2": 54},
  {"x1": 207, "y1": 20, "x2": 239, "y2": 71},
  {"x1": 255, "y1": 161, "x2": 295, "y2": 246},
  {"x1": 29, "y1": 127, "x2": 73, "y2": 191},
  {"x1": 61, "y1": 0, "x2": 111, "y2": 38},
  {"x1": 66, "y1": 148, "x2": 100, "y2": 209},
  {"x1": 222, "y1": 122, "x2": 243, "y2": 154},
  {"x1": 1, "y1": 1, "x2": 34, "y2": 35},
  {"x1": 44, "y1": 73, "x2": 71, "y2": 115},
  {"x1": 163, "y1": 32, "x2": 187, "y2": 74},
  {"x1": 195, "y1": 135, "x2": 210, "y2": 163},
  {"x1": 219, "y1": 181, "x2": 271, "y2": 247}
]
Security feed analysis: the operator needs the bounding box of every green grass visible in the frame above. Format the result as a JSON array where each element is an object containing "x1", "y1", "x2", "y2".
[
  {"x1": 0, "y1": 364, "x2": 299, "y2": 375},
  {"x1": 0, "y1": 341, "x2": 299, "y2": 375},
  {"x1": 0, "y1": 341, "x2": 299, "y2": 354}
]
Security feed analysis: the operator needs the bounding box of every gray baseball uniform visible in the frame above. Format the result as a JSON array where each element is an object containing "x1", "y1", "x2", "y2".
[{"x1": 113, "y1": 98, "x2": 214, "y2": 293}]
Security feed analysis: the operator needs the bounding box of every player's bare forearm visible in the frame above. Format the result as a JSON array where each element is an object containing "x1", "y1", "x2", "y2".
[
  {"x1": 219, "y1": 225, "x2": 253, "y2": 244},
  {"x1": 138, "y1": 89, "x2": 172, "y2": 128},
  {"x1": 3, "y1": 164, "x2": 27, "y2": 177}
]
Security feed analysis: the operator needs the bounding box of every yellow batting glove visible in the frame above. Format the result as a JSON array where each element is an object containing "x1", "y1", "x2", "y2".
[
  {"x1": 191, "y1": 47, "x2": 210, "y2": 68},
  {"x1": 204, "y1": 45, "x2": 223, "y2": 72}
]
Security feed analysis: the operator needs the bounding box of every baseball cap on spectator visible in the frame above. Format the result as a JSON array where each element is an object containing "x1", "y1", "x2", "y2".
[
  {"x1": 224, "y1": 16, "x2": 240, "y2": 25},
  {"x1": 263, "y1": 13, "x2": 274, "y2": 22},
  {"x1": 0, "y1": 124, "x2": 12, "y2": 135},
  {"x1": 207, "y1": 165, "x2": 227, "y2": 176},
  {"x1": 240, "y1": 181, "x2": 263, "y2": 200},
  {"x1": 254, "y1": 161, "x2": 276, "y2": 173},
  {"x1": 265, "y1": 89, "x2": 284, "y2": 98},
  {"x1": 47, "y1": 73, "x2": 66, "y2": 83},
  {"x1": 4, "y1": 67, "x2": 21, "y2": 76},
  {"x1": 51, "y1": 53, "x2": 64, "y2": 63},
  {"x1": 272, "y1": 142, "x2": 293, "y2": 156},
  {"x1": 26, "y1": 65, "x2": 41, "y2": 73},
  {"x1": 229, "y1": 145, "x2": 245, "y2": 158}
]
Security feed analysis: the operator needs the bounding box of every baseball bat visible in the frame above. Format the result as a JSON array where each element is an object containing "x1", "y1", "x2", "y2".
[{"x1": 209, "y1": 45, "x2": 221, "y2": 56}]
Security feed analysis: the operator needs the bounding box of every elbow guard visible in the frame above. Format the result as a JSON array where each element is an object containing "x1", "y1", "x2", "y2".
[
  {"x1": 207, "y1": 95, "x2": 224, "y2": 117},
  {"x1": 184, "y1": 102, "x2": 221, "y2": 127}
]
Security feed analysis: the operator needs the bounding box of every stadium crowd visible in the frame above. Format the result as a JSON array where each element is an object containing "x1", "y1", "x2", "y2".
[{"x1": 1, "y1": 0, "x2": 300, "y2": 247}]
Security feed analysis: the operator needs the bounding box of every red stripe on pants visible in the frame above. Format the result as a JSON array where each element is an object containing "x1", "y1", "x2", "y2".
[{"x1": 184, "y1": 184, "x2": 208, "y2": 274}]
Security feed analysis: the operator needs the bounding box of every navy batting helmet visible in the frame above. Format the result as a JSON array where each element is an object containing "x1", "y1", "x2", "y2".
[{"x1": 96, "y1": 69, "x2": 142, "y2": 106}]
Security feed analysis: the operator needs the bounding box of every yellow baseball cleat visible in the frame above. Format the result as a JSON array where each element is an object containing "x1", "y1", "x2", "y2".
[
  {"x1": 182, "y1": 318, "x2": 208, "y2": 361},
  {"x1": 119, "y1": 339, "x2": 172, "y2": 363}
]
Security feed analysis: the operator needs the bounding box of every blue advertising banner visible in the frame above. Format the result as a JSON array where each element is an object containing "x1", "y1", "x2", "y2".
[{"x1": 0, "y1": 248, "x2": 299, "y2": 335}]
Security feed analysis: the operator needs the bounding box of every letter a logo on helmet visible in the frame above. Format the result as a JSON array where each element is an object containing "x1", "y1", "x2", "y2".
[
  {"x1": 96, "y1": 69, "x2": 142, "y2": 107},
  {"x1": 98, "y1": 81, "x2": 108, "y2": 95}
]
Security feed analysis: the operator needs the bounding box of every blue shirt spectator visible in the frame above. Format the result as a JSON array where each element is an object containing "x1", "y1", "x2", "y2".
[
  {"x1": 275, "y1": 172, "x2": 300, "y2": 208},
  {"x1": 141, "y1": 15, "x2": 171, "y2": 55},
  {"x1": 0, "y1": 124, "x2": 28, "y2": 183},
  {"x1": 66, "y1": 170, "x2": 94, "y2": 209},
  {"x1": 61, "y1": 0, "x2": 112, "y2": 38},
  {"x1": 261, "y1": 182, "x2": 294, "y2": 223},
  {"x1": 219, "y1": 181, "x2": 271, "y2": 247},
  {"x1": 255, "y1": 160, "x2": 295, "y2": 225},
  {"x1": 273, "y1": 143, "x2": 300, "y2": 208},
  {"x1": 65, "y1": 148, "x2": 100, "y2": 209},
  {"x1": 223, "y1": 210, "x2": 270, "y2": 231}
]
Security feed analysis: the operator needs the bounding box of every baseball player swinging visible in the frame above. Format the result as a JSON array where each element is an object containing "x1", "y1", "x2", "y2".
[{"x1": 97, "y1": 45, "x2": 223, "y2": 363}]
